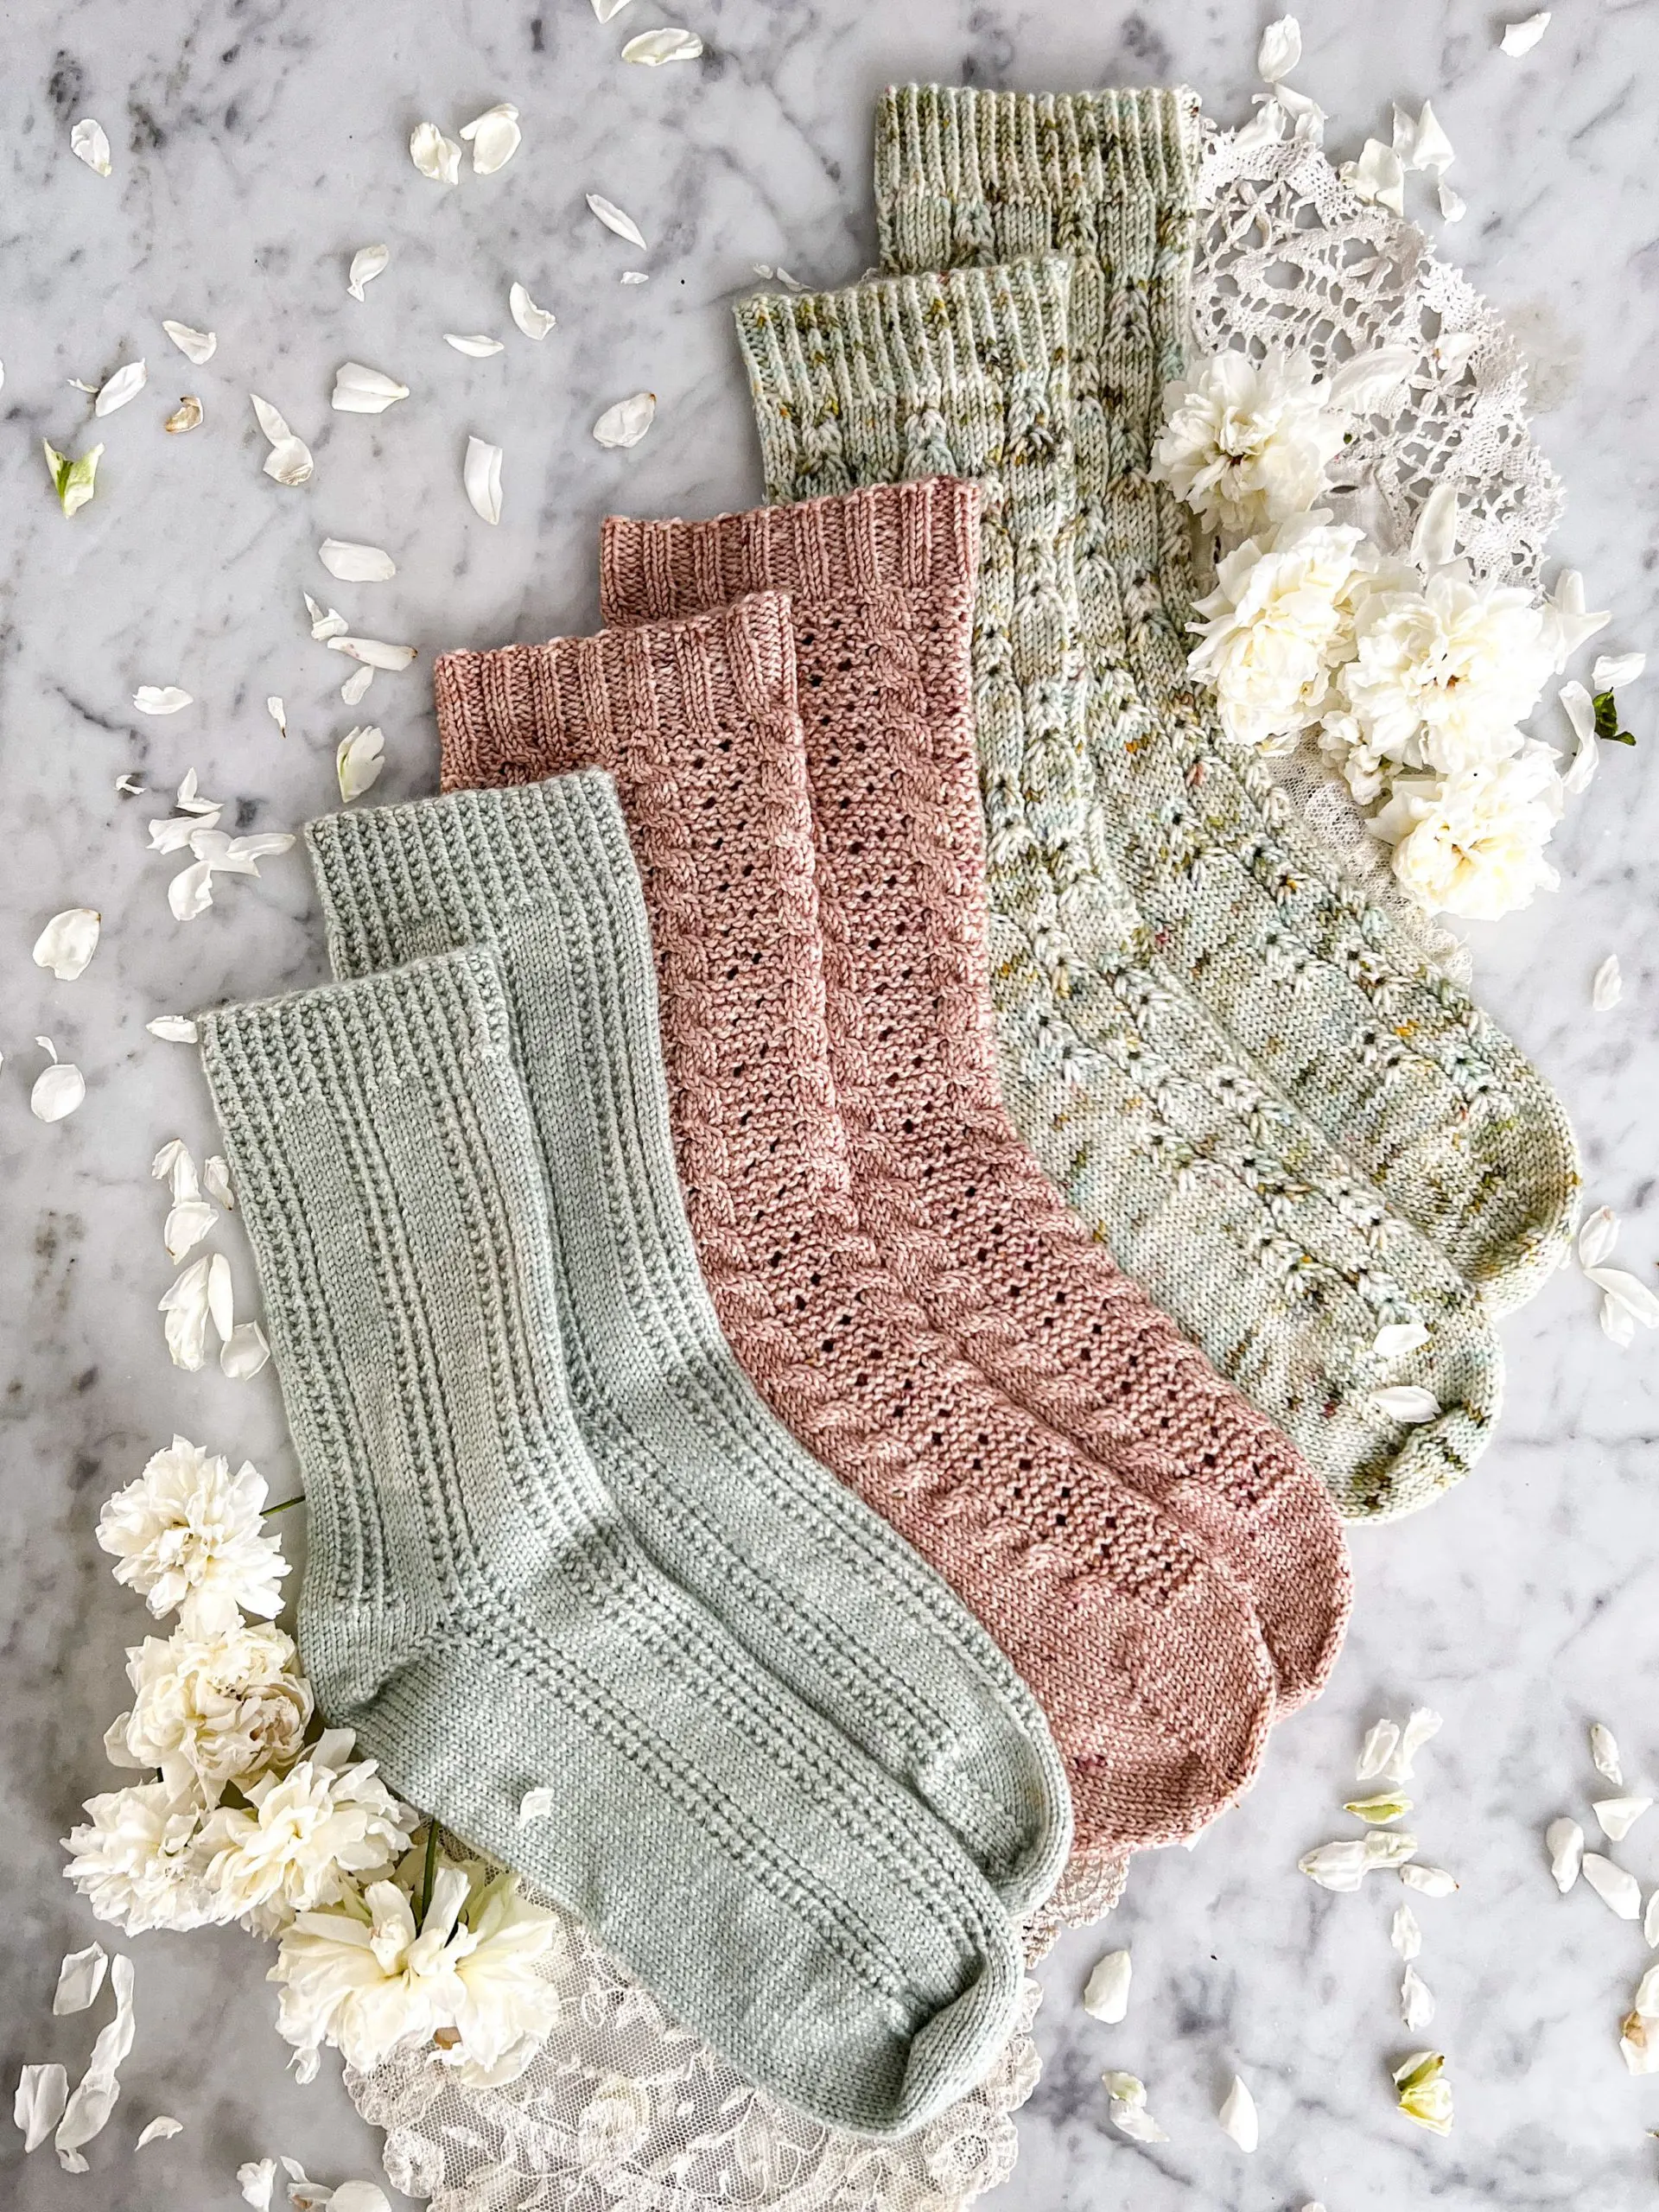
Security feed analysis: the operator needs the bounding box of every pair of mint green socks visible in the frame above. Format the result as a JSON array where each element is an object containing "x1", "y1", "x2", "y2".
[{"x1": 199, "y1": 769, "x2": 1071, "y2": 2138}]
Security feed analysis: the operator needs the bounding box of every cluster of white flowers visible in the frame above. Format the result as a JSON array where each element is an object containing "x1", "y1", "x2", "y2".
[
  {"x1": 64, "y1": 1434, "x2": 563, "y2": 2088},
  {"x1": 1154, "y1": 347, "x2": 1614, "y2": 920}
]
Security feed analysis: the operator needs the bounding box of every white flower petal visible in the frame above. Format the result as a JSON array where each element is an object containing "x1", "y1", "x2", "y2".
[
  {"x1": 1390, "y1": 1902, "x2": 1422, "y2": 1959},
  {"x1": 1340, "y1": 137, "x2": 1405, "y2": 217},
  {"x1": 168, "y1": 860, "x2": 216, "y2": 920},
  {"x1": 266, "y1": 696, "x2": 287, "y2": 736},
  {"x1": 1217, "y1": 2074, "x2": 1257, "y2": 2152},
  {"x1": 1592, "y1": 954, "x2": 1623, "y2": 1011},
  {"x1": 207, "y1": 1252, "x2": 234, "y2": 1343},
  {"x1": 54, "y1": 1952, "x2": 137, "y2": 2171},
  {"x1": 1081, "y1": 1947, "x2": 1132, "y2": 2023},
  {"x1": 53, "y1": 1944, "x2": 109, "y2": 2015},
  {"x1": 319, "y1": 538, "x2": 397, "y2": 582},
  {"x1": 1372, "y1": 1319, "x2": 1431, "y2": 1362},
  {"x1": 137, "y1": 2115, "x2": 183, "y2": 2146},
  {"x1": 1583, "y1": 1853, "x2": 1643, "y2": 1919},
  {"x1": 238, "y1": 2158, "x2": 278, "y2": 2209},
  {"x1": 1357, "y1": 1719, "x2": 1401, "y2": 1781},
  {"x1": 620, "y1": 269, "x2": 650, "y2": 284},
  {"x1": 162, "y1": 321, "x2": 216, "y2": 365},
  {"x1": 444, "y1": 332, "x2": 505, "y2": 357},
  {"x1": 1596, "y1": 1796, "x2": 1653, "y2": 1844},
  {"x1": 509, "y1": 282, "x2": 556, "y2": 340},
  {"x1": 202, "y1": 1155, "x2": 233, "y2": 1211},
  {"x1": 221, "y1": 1322, "x2": 271, "y2": 1380},
  {"x1": 1401, "y1": 1965, "x2": 1436, "y2": 2031},
  {"x1": 43, "y1": 439, "x2": 104, "y2": 517},
  {"x1": 94, "y1": 359, "x2": 149, "y2": 416},
  {"x1": 164, "y1": 395, "x2": 204, "y2": 435},
  {"x1": 340, "y1": 664, "x2": 374, "y2": 706},
  {"x1": 1501, "y1": 11, "x2": 1550, "y2": 54},
  {"x1": 71, "y1": 118, "x2": 112, "y2": 176},
  {"x1": 518, "y1": 1785, "x2": 557, "y2": 1823},
  {"x1": 1546, "y1": 1817, "x2": 1584, "y2": 1893},
  {"x1": 31, "y1": 1052, "x2": 86, "y2": 1123},
  {"x1": 33, "y1": 907, "x2": 101, "y2": 982},
  {"x1": 1592, "y1": 1722, "x2": 1624, "y2": 1785},
  {"x1": 410, "y1": 122, "x2": 462, "y2": 185},
  {"x1": 332, "y1": 361, "x2": 410, "y2": 414},
  {"x1": 1645, "y1": 1890, "x2": 1659, "y2": 1948},
  {"x1": 327, "y1": 634, "x2": 416, "y2": 671},
  {"x1": 464, "y1": 435, "x2": 503, "y2": 524},
  {"x1": 459, "y1": 103, "x2": 521, "y2": 174},
  {"x1": 1399, "y1": 1862, "x2": 1458, "y2": 1897},
  {"x1": 346, "y1": 244, "x2": 390, "y2": 301},
  {"x1": 146, "y1": 1015, "x2": 199, "y2": 1044},
  {"x1": 621, "y1": 27, "x2": 703, "y2": 63},
  {"x1": 1579, "y1": 1207, "x2": 1619, "y2": 1272},
  {"x1": 1385, "y1": 1707, "x2": 1443, "y2": 1785},
  {"x1": 337, "y1": 724, "x2": 386, "y2": 803},
  {"x1": 327, "y1": 2185, "x2": 392, "y2": 2212},
  {"x1": 1371, "y1": 1384, "x2": 1440, "y2": 1425},
  {"x1": 1402, "y1": 100, "x2": 1455, "y2": 177},
  {"x1": 160, "y1": 1257, "x2": 213, "y2": 1369},
  {"x1": 1256, "y1": 15, "x2": 1301, "y2": 80},
  {"x1": 1603, "y1": 1292, "x2": 1637, "y2": 1348},
  {"x1": 1103, "y1": 2072, "x2": 1168, "y2": 2144},
  {"x1": 1438, "y1": 182, "x2": 1466, "y2": 222},
  {"x1": 164, "y1": 1198, "x2": 217, "y2": 1263},
  {"x1": 1542, "y1": 569, "x2": 1611, "y2": 669},
  {"x1": 15, "y1": 2063, "x2": 70, "y2": 2152},
  {"x1": 250, "y1": 394, "x2": 314, "y2": 486},
  {"x1": 306, "y1": 594, "x2": 349, "y2": 640},
  {"x1": 593, "y1": 0, "x2": 634, "y2": 15},
  {"x1": 587, "y1": 193, "x2": 647, "y2": 249},
  {"x1": 594, "y1": 391, "x2": 656, "y2": 448},
  {"x1": 1592, "y1": 652, "x2": 1646, "y2": 689},
  {"x1": 134, "y1": 685, "x2": 193, "y2": 715},
  {"x1": 1586, "y1": 1267, "x2": 1659, "y2": 1329}
]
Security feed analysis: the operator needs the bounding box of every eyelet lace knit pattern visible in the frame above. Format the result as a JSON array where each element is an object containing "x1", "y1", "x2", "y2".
[
  {"x1": 435, "y1": 591, "x2": 1277, "y2": 1857},
  {"x1": 731, "y1": 265, "x2": 1497, "y2": 1522},
  {"x1": 599, "y1": 478, "x2": 1350, "y2": 1683},
  {"x1": 872, "y1": 82, "x2": 1580, "y2": 1318},
  {"x1": 197, "y1": 945, "x2": 1027, "y2": 2139}
]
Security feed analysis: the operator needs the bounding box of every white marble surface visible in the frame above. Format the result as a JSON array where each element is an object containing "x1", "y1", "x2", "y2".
[{"x1": 3, "y1": 0, "x2": 1657, "y2": 2206}]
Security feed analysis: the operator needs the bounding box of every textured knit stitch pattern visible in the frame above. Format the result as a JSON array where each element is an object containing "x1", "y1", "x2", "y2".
[
  {"x1": 873, "y1": 81, "x2": 1580, "y2": 1319},
  {"x1": 599, "y1": 478, "x2": 1351, "y2": 1688},
  {"x1": 197, "y1": 944, "x2": 1031, "y2": 2140},
  {"x1": 308, "y1": 772, "x2": 1072, "y2": 1920},
  {"x1": 731, "y1": 266, "x2": 1500, "y2": 1521},
  {"x1": 434, "y1": 589, "x2": 1278, "y2": 1858}
]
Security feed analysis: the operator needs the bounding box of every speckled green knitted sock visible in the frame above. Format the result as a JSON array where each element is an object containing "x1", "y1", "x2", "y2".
[
  {"x1": 734, "y1": 257, "x2": 1503, "y2": 1520},
  {"x1": 874, "y1": 82, "x2": 1580, "y2": 1316}
]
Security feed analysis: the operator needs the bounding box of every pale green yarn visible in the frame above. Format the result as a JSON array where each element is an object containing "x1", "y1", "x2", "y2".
[
  {"x1": 198, "y1": 944, "x2": 1027, "y2": 2139},
  {"x1": 735, "y1": 257, "x2": 1503, "y2": 1519},
  {"x1": 873, "y1": 81, "x2": 1580, "y2": 1317}
]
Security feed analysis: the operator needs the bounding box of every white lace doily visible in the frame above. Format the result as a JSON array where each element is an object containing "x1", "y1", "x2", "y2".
[{"x1": 1189, "y1": 105, "x2": 1566, "y2": 971}]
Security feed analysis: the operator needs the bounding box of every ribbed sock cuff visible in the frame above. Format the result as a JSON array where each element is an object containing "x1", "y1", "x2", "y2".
[
  {"x1": 434, "y1": 592, "x2": 798, "y2": 798},
  {"x1": 308, "y1": 771, "x2": 638, "y2": 985},
  {"x1": 601, "y1": 477, "x2": 982, "y2": 630},
  {"x1": 734, "y1": 257, "x2": 1072, "y2": 505},
  {"x1": 874, "y1": 84, "x2": 1200, "y2": 276}
]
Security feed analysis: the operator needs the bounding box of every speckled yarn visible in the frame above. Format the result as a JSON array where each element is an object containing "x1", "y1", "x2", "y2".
[
  {"x1": 873, "y1": 82, "x2": 1580, "y2": 1316},
  {"x1": 599, "y1": 476, "x2": 1350, "y2": 1687},
  {"x1": 732, "y1": 263, "x2": 1501, "y2": 1519},
  {"x1": 435, "y1": 588, "x2": 1278, "y2": 1857}
]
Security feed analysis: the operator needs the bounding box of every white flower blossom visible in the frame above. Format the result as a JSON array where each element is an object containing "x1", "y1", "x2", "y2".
[
  {"x1": 105, "y1": 1621, "x2": 314, "y2": 1802},
  {"x1": 1153, "y1": 348, "x2": 1350, "y2": 537},
  {"x1": 1372, "y1": 744, "x2": 1563, "y2": 918},
  {"x1": 1338, "y1": 565, "x2": 1555, "y2": 775},
  {"x1": 445, "y1": 1867, "x2": 564, "y2": 2074},
  {"x1": 62, "y1": 1782, "x2": 213, "y2": 1934},
  {"x1": 1187, "y1": 510, "x2": 1368, "y2": 749},
  {"x1": 96, "y1": 1437, "x2": 289, "y2": 1631},
  {"x1": 195, "y1": 1740, "x2": 414, "y2": 1929}
]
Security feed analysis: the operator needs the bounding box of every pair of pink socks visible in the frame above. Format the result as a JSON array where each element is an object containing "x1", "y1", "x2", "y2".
[{"x1": 435, "y1": 476, "x2": 1351, "y2": 1868}]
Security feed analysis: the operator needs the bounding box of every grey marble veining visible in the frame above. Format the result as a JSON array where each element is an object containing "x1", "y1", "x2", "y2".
[{"x1": 3, "y1": 1, "x2": 1657, "y2": 2207}]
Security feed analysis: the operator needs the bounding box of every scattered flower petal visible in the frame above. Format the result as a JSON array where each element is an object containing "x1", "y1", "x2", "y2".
[
  {"x1": 621, "y1": 27, "x2": 704, "y2": 63},
  {"x1": 594, "y1": 391, "x2": 656, "y2": 448},
  {"x1": 1501, "y1": 11, "x2": 1550, "y2": 54},
  {"x1": 327, "y1": 634, "x2": 416, "y2": 671},
  {"x1": 518, "y1": 1786, "x2": 557, "y2": 1824},
  {"x1": 1596, "y1": 1796, "x2": 1654, "y2": 1842},
  {"x1": 54, "y1": 1943, "x2": 109, "y2": 2015},
  {"x1": 410, "y1": 122, "x2": 462, "y2": 185},
  {"x1": 340, "y1": 664, "x2": 374, "y2": 706},
  {"x1": 137, "y1": 2114, "x2": 183, "y2": 2146},
  {"x1": 1371, "y1": 1385, "x2": 1439, "y2": 1424},
  {"x1": 620, "y1": 269, "x2": 649, "y2": 284},
  {"x1": 1393, "y1": 100, "x2": 1455, "y2": 177},
  {"x1": 266, "y1": 697, "x2": 287, "y2": 736},
  {"x1": 444, "y1": 332, "x2": 505, "y2": 357},
  {"x1": 337, "y1": 724, "x2": 386, "y2": 803},
  {"x1": 43, "y1": 440, "x2": 104, "y2": 517},
  {"x1": 1438, "y1": 182, "x2": 1465, "y2": 222},
  {"x1": 1580, "y1": 1210, "x2": 1619, "y2": 1272},
  {"x1": 94, "y1": 359, "x2": 149, "y2": 416},
  {"x1": 14, "y1": 2063, "x2": 69, "y2": 2153},
  {"x1": 221, "y1": 1322, "x2": 271, "y2": 1381},
  {"x1": 146, "y1": 1016, "x2": 199, "y2": 1044},
  {"x1": 1592, "y1": 954, "x2": 1623, "y2": 1011},
  {"x1": 1218, "y1": 2074, "x2": 1257, "y2": 2152},
  {"x1": 33, "y1": 907, "x2": 101, "y2": 982},
  {"x1": 1103, "y1": 2071, "x2": 1168, "y2": 2145},
  {"x1": 1081, "y1": 1948, "x2": 1132, "y2": 2024},
  {"x1": 1559, "y1": 680, "x2": 1599, "y2": 796},
  {"x1": 31, "y1": 1039, "x2": 86, "y2": 1124},
  {"x1": 160, "y1": 1258, "x2": 218, "y2": 1369},
  {"x1": 332, "y1": 361, "x2": 410, "y2": 414},
  {"x1": 459, "y1": 103, "x2": 521, "y2": 174},
  {"x1": 464, "y1": 435, "x2": 503, "y2": 524},
  {"x1": 319, "y1": 538, "x2": 397, "y2": 582},
  {"x1": 306, "y1": 594, "x2": 349, "y2": 640},
  {"x1": 347, "y1": 245, "x2": 390, "y2": 301},
  {"x1": 1646, "y1": 1889, "x2": 1659, "y2": 1947},
  {"x1": 162, "y1": 321, "x2": 216, "y2": 365},
  {"x1": 165, "y1": 395, "x2": 204, "y2": 434},
  {"x1": 1586, "y1": 1266, "x2": 1659, "y2": 1331},
  {"x1": 1391, "y1": 1903, "x2": 1422, "y2": 1959},
  {"x1": 134, "y1": 685, "x2": 193, "y2": 715},
  {"x1": 239, "y1": 2158, "x2": 278, "y2": 2209},
  {"x1": 1300, "y1": 1832, "x2": 1417, "y2": 1891},
  {"x1": 1583, "y1": 1852, "x2": 1643, "y2": 1919},
  {"x1": 1393, "y1": 2049, "x2": 1452, "y2": 2135},
  {"x1": 1357, "y1": 1719, "x2": 1401, "y2": 1781},
  {"x1": 71, "y1": 118, "x2": 112, "y2": 176},
  {"x1": 250, "y1": 395, "x2": 313, "y2": 486},
  {"x1": 1401, "y1": 1964, "x2": 1436, "y2": 2031},
  {"x1": 1399, "y1": 1862, "x2": 1458, "y2": 1897},
  {"x1": 1387, "y1": 1707, "x2": 1443, "y2": 1783},
  {"x1": 1547, "y1": 1817, "x2": 1585, "y2": 1893},
  {"x1": 593, "y1": 0, "x2": 634, "y2": 16},
  {"x1": 509, "y1": 282, "x2": 556, "y2": 340},
  {"x1": 168, "y1": 861, "x2": 214, "y2": 919},
  {"x1": 202, "y1": 1155, "x2": 233, "y2": 1211},
  {"x1": 1622, "y1": 2008, "x2": 1659, "y2": 2075},
  {"x1": 54, "y1": 1951, "x2": 137, "y2": 2172},
  {"x1": 1541, "y1": 569, "x2": 1611, "y2": 670},
  {"x1": 1344, "y1": 1792, "x2": 1413, "y2": 1825},
  {"x1": 587, "y1": 193, "x2": 647, "y2": 249},
  {"x1": 1372, "y1": 1319, "x2": 1430, "y2": 1361},
  {"x1": 1592, "y1": 652, "x2": 1646, "y2": 690},
  {"x1": 1256, "y1": 15, "x2": 1302, "y2": 80},
  {"x1": 1339, "y1": 138, "x2": 1405, "y2": 216}
]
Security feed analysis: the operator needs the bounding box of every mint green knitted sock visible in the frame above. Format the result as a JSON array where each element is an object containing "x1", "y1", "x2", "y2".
[
  {"x1": 198, "y1": 945, "x2": 1025, "y2": 2137},
  {"x1": 734, "y1": 258, "x2": 1503, "y2": 1520},
  {"x1": 874, "y1": 82, "x2": 1580, "y2": 1315},
  {"x1": 306, "y1": 774, "x2": 1072, "y2": 1911}
]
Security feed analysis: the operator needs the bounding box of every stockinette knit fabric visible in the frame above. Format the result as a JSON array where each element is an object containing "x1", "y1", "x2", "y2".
[
  {"x1": 434, "y1": 588, "x2": 1277, "y2": 1858},
  {"x1": 872, "y1": 82, "x2": 1580, "y2": 1318},
  {"x1": 731, "y1": 264, "x2": 1500, "y2": 1520},
  {"x1": 197, "y1": 945, "x2": 1026, "y2": 2139},
  {"x1": 599, "y1": 477, "x2": 1350, "y2": 1688},
  {"x1": 308, "y1": 771, "x2": 1072, "y2": 1919}
]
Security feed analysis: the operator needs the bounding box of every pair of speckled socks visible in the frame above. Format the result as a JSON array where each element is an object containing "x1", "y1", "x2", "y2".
[{"x1": 730, "y1": 83, "x2": 1580, "y2": 1520}]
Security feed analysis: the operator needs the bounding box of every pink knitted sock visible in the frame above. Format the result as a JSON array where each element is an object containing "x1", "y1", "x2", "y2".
[
  {"x1": 600, "y1": 482, "x2": 1351, "y2": 1715},
  {"x1": 435, "y1": 589, "x2": 1274, "y2": 1857}
]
